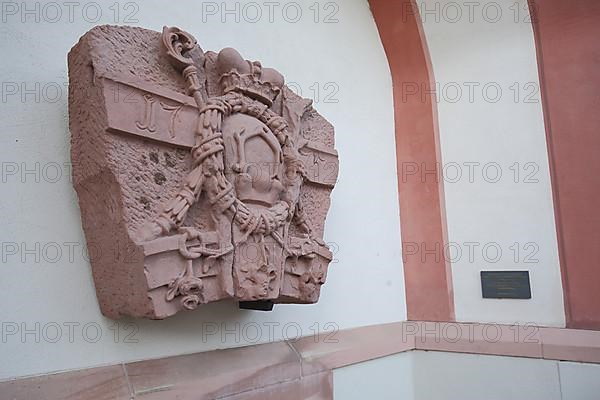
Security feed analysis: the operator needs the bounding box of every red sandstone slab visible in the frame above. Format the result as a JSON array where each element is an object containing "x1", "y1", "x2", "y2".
[
  {"x1": 4, "y1": 323, "x2": 600, "y2": 397},
  {"x1": 69, "y1": 25, "x2": 338, "y2": 319},
  {"x1": 540, "y1": 327, "x2": 600, "y2": 363},
  {"x1": 291, "y1": 322, "x2": 413, "y2": 374},
  {"x1": 530, "y1": 0, "x2": 600, "y2": 330},
  {"x1": 0, "y1": 365, "x2": 131, "y2": 400},
  {"x1": 414, "y1": 322, "x2": 543, "y2": 358},
  {"x1": 220, "y1": 372, "x2": 332, "y2": 400},
  {"x1": 125, "y1": 341, "x2": 301, "y2": 399},
  {"x1": 369, "y1": 0, "x2": 455, "y2": 322}
]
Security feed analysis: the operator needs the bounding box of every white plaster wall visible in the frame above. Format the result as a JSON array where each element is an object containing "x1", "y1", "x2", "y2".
[
  {"x1": 0, "y1": 0, "x2": 405, "y2": 379},
  {"x1": 558, "y1": 361, "x2": 600, "y2": 400},
  {"x1": 419, "y1": 0, "x2": 564, "y2": 326},
  {"x1": 334, "y1": 351, "x2": 600, "y2": 400},
  {"x1": 412, "y1": 351, "x2": 561, "y2": 400},
  {"x1": 333, "y1": 353, "x2": 414, "y2": 400}
]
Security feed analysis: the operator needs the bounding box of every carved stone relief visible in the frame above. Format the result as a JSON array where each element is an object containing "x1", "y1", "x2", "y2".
[{"x1": 68, "y1": 26, "x2": 338, "y2": 319}]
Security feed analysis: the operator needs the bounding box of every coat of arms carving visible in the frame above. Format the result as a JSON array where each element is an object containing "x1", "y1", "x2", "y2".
[{"x1": 68, "y1": 26, "x2": 338, "y2": 318}]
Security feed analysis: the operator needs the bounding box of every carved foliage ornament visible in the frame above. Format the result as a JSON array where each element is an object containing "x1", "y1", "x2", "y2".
[{"x1": 68, "y1": 26, "x2": 338, "y2": 318}]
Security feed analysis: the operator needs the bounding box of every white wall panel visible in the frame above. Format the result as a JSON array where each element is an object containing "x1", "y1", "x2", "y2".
[
  {"x1": 0, "y1": 0, "x2": 405, "y2": 380},
  {"x1": 334, "y1": 353, "x2": 414, "y2": 400},
  {"x1": 419, "y1": 0, "x2": 564, "y2": 325},
  {"x1": 558, "y1": 361, "x2": 600, "y2": 400},
  {"x1": 412, "y1": 351, "x2": 561, "y2": 400}
]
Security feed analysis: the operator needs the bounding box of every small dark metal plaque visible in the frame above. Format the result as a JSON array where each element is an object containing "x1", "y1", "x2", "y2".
[{"x1": 481, "y1": 271, "x2": 531, "y2": 299}]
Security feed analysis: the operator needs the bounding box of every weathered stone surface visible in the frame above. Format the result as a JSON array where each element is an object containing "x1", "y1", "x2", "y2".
[{"x1": 68, "y1": 25, "x2": 338, "y2": 319}]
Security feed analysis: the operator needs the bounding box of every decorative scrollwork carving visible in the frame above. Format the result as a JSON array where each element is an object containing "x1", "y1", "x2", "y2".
[{"x1": 161, "y1": 26, "x2": 196, "y2": 71}]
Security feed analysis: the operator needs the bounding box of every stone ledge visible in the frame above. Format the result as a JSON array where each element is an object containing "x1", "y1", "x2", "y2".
[
  {"x1": 2, "y1": 322, "x2": 599, "y2": 399},
  {"x1": 539, "y1": 327, "x2": 600, "y2": 363},
  {"x1": 125, "y1": 341, "x2": 301, "y2": 399},
  {"x1": 292, "y1": 321, "x2": 413, "y2": 375},
  {"x1": 0, "y1": 365, "x2": 131, "y2": 400},
  {"x1": 411, "y1": 321, "x2": 542, "y2": 358}
]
